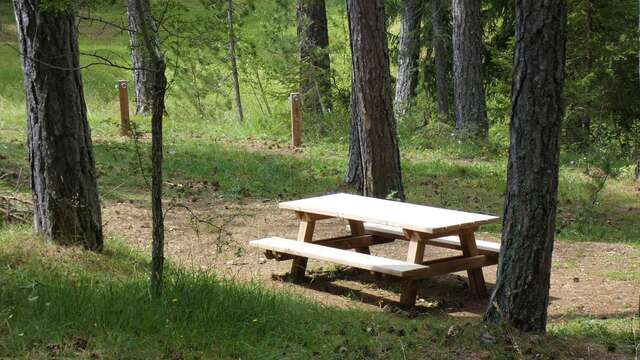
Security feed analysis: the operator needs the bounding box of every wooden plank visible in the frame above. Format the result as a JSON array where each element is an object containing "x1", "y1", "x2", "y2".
[
  {"x1": 295, "y1": 211, "x2": 333, "y2": 221},
  {"x1": 266, "y1": 235, "x2": 394, "y2": 261},
  {"x1": 349, "y1": 219, "x2": 370, "y2": 255},
  {"x1": 250, "y1": 237, "x2": 428, "y2": 277},
  {"x1": 363, "y1": 223, "x2": 500, "y2": 254},
  {"x1": 417, "y1": 255, "x2": 494, "y2": 278},
  {"x1": 279, "y1": 193, "x2": 499, "y2": 234},
  {"x1": 459, "y1": 230, "x2": 487, "y2": 298},
  {"x1": 399, "y1": 231, "x2": 426, "y2": 307},
  {"x1": 289, "y1": 220, "x2": 315, "y2": 282}
]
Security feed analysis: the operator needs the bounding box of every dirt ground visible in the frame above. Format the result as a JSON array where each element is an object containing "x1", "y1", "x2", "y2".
[{"x1": 103, "y1": 196, "x2": 639, "y2": 320}]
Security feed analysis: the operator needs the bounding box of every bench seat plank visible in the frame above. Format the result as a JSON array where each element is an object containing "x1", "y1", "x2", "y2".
[
  {"x1": 362, "y1": 223, "x2": 501, "y2": 254},
  {"x1": 250, "y1": 237, "x2": 427, "y2": 278}
]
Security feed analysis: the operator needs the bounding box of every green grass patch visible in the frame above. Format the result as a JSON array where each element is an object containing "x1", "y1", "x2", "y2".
[{"x1": 1, "y1": 225, "x2": 638, "y2": 359}]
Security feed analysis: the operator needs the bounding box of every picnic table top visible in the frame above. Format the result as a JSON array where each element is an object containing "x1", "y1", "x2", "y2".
[{"x1": 279, "y1": 193, "x2": 499, "y2": 235}]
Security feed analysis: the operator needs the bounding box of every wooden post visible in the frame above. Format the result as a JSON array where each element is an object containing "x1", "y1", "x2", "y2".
[
  {"x1": 290, "y1": 92, "x2": 301, "y2": 148},
  {"x1": 118, "y1": 80, "x2": 130, "y2": 136}
]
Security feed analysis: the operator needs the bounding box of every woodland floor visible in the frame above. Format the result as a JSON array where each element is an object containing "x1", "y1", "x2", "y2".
[{"x1": 103, "y1": 195, "x2": 640, "y2": 320}]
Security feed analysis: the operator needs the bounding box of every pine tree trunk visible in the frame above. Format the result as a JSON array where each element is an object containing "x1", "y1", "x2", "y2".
[
  {"x1": 132, "y1": 0, "x2": 167, "y2": 298},
  {"x1": 432, "y1": 0, "x2": 451, "y2": 122},
  {"x1": 12, "y1": 0, "x2": 103, "y2": 250},
  {"x1": 227, "y1": 0, "x2": 244, "y2": 122},
  {"x1": 125, "y1": 0, "x2": 156, "y2": 115},
  {"x1": 452, "y1": 0, "x2": 487, "y2": 138},
  {"x1": 346, "y1": 0, "x2": 404, "y2": 200},
  {"x1": 394, "y1": 0, "x2": 422, "y2": 116},
  {"x1": 297, "y1": 0, "x2": 331, "y2": 115},
  {"x1": 485, "y1": 0, "x2": 567, "y2": 333}
]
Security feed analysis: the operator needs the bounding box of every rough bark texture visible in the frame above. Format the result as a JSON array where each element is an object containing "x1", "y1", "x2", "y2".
[
  {"x1": 227, "y1": 0, "x2": 243, "y2": 122},
  {"x1": 452, "y1": 0, "x2": 488, "y2": 138},
  {"x1": 394, "y1": 0, "x2": 422, "y2": 115},
  {"x1": 125, "y1": 0, "x2": 156, "y2": 115},
  {"x1": 432, "y1": 0, "x2": 451, "y2": 121},
  {"x1": 297, "y1": 0, "x2": 331, "y2": 114},
  {"x1": 132, "y1": 0, "x2": 167, "y2": 298},
  {"x1": 485, "y1": 0, "x2": 567, "y2": 333},
  {"x1": 346, "y1": 0, "x2": 404, "y2": 200},
  {"x1": 13, "y1": 0, "x2": 103, "y2": 250}
]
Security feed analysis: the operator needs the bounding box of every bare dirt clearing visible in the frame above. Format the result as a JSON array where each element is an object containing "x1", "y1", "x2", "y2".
[{"x1": 103, "y1": 197, "x2": 639, "y2": 320}]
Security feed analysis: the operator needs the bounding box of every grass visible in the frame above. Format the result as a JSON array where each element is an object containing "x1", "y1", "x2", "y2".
[{"x1": 1, "y1": 225, "x2": 638, "y2": 359}]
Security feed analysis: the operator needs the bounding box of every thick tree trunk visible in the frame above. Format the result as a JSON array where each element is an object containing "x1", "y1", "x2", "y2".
[
  {"x1": 13, "y1": 0, "x2": 103, "y2": 250},
  {"x1": 432, "y1": 0, "x2": 451, "y2": 121},
  {"x1": 452, "y1": 0, "x2": 487, "y2": 138},
  {"x1": 227, "y1": 0, "x2": 243, "y2": 122},
  {"x1": 394, "y1": 0, "x2": 422, "y2": 116},
  {"x1": 125, "y1": 0, "x2": 156, "y2": 115},
  {"x1": 346, "y1": 0, "x2": 404, "y2": 200},
  {"x1": 297, "y1": 0, "x2": 331, "y2": 115},
  {"x1": 132, "y1": 0, "x2": 167, "y2": 298},
  {"x1": 485, "y1": 0, "x2": 567, "y2": 333}
]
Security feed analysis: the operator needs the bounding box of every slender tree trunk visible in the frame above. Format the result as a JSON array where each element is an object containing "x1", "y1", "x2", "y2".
[
  {"x1": 578, "y1": 0, "x2": 593, "y2": 146},
  {"x1": 227, "y1": 0, "x2": 243, "y2": 122},
  {"x1": 297, "y1": 0, "x2": 332, "y2": 115},
  {"x1": 637, "y1": 0, "x2": 639, "y2": 181},
  {"x1": 432, "y1": 0, "x2": 451, "y2": 122},
  {"x1": 13, "y1": 0, "x2": 103, "y2": 250},
  {"x1": 485, "y1": 0, "x2": 567, "y2": 333},
  {"x1": 394, "y1": 0, "x2": 422, "y2": 116},
  {"x1": 346, "y1": 0, "x2": 404, "y2": 200},
  {"x1": 132, "y1": 0, "x2": 167, "y2": 298},
  {"x1": 125, "y1": 0, "x2": 155, "y2": 115},
  {"x1": 452, "y1": 0, "x2": 488, "y2": 138}
]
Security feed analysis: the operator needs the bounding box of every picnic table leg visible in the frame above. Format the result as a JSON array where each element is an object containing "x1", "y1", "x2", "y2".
[
  {"x1": 459, "y1": 230, "x2": 487, "y2": 298},
  {"x1": 289, "y1": 218, "x2": 316, "y2": 283},
  {"x1": 399, "y1": 231, "x2": 426, "y2": 307},
  {"x1": 348, "y1": 220, "x2": 370, "y2": 254}
]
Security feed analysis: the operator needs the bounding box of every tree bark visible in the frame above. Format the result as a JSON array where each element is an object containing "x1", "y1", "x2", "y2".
[
  {"x1": 346, "y1": 0, "x2": 404, "y2": 200},
  {"x1": 484, "y1": 0, "x2": 567, "y2": 333},
  {"x1": 132, "y1": 0, "x2": 167, "y2": 298},
  {"x1": 394, "y1": 0, "x2": 422, "y2": 116},
  {"x1": 297, "y1": 0, "x2": 332, "y2": 115},
  {"x1": 125, "y1": 0, "x2": 156, "y2": 115},
  {"x1": 432, "y1": 0, "x2": 451, "y2": 122},
  {"x1": 227, "y1": 0, "x2": 244, "y2": 122},
  {"x1": 12, "y1": 0, "x2": 103, "y2": 250},
  {"x1": 452, "y1": 0, "x2": 488, "y2": 138}
]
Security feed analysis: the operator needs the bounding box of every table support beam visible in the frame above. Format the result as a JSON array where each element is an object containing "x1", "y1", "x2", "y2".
[
  {"x1": 289, "y1": 219, "x2": 315, "y2": 282},
  {"x1": 459, "y1": 230, "x2": 487, "y2": 298},
  {"x1": 399, "y1": 230, "x2": 426, "y2": 307}
]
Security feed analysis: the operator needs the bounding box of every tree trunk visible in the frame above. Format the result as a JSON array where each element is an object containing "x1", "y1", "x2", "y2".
[
  {"x1": 485, "y1": 0, "x2": 567, "y2": 333},
  {"x1": 227, "y1": 0, "x2": 244, "y2": 122},
  {"x1": 125, "y1": 0, "x2": 156, "y2": 115},
  {"x1": 346, "y1": 0, "x2": 404, "y2": 200},
  {"x1": 637, "y1": 0, "x2": 639, "y2": 182},
  {"x1": 12, "y1": 0, "x2": 103, "y2": 250},
  {"x1": 394, "y1": 0, "x2": 422, "y2": 116},
  {"x1": 297, "y1": 0, "x2": 332, "y2": 115},
  {"x1": 132, "y1": 0, "x2": 167, "y2": 298},
  {"x1": 432, "y1": 0, "x2": 451, "y2": 122},
  {"x1": 452, "y1": 0, "x2": 487, "y2": 138}
]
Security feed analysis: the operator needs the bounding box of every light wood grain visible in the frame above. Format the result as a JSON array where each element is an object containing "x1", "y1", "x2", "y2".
[
  {"x1": 280, "y1": 193, "x2": 499, "y2": 234},
  {"x1": 362, "y1": 222, "x2": 501, "y2": 253},
  {"x1": 251, "y1": 237, "x2": 428, "y2": 277}
]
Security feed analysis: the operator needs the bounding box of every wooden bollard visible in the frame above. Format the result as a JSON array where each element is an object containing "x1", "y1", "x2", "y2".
[
  {"x1": 290, "y1": 92, "x2": 301, "y2": 148},
  {"x1": 117, "y1": 80, "x2": 130, "y2": 136}
]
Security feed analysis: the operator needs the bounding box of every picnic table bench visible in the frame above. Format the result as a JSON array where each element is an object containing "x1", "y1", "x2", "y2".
[{"x1": 249, "y1": 193, "x2": 500, "y2": 307}]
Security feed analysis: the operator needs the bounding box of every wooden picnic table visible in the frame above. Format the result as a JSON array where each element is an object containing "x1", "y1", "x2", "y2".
[{"x1": 251, "y1": 193, "x2": 500, "y2": 307}]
